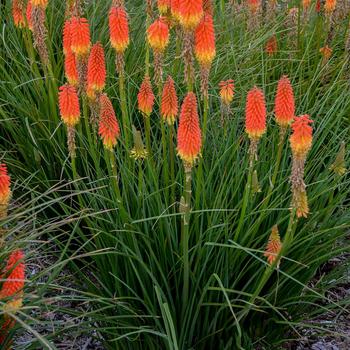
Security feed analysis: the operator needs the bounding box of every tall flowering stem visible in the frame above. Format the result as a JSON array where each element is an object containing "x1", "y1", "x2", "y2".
[
  {"x1": 148, "y1": 16, "x2": 170, "y2": 196},
  {"x1": 194, "y1": 12, "x2": 216, "y2": 141},
  {"x1": 109, "y1": 4, "x2": 131, "y2": 146},
  {"x1": 260, "y1": 76, "x2": 295, "y2": 213},
  {"x1": 177, "y1": 92, "x2": 202, "y2": 313},
  {"x1": 31, "y1": 0, "x2": 49, "y2": 65},
  {"x1": 179, "y1": 0, "x2": 204, "y2": 91},
  {"x1": 290, "y1": 115, "x2": 313, "y2": 219},
  {"x1": 70, "y1": 17, "x2": 91, "y2": 95},
  {"x1": 235, "y1": 87, "x2": 266, "y2": 241},
  {"x1": 138, "y1": 76, "x2": 155, "y2": 156},
  {"x1": 98, "y1": 94, "x2": 122, "y2": 199},
  {"x1": 161, "y1": 76, "x2": 179, "y2": 203},
  {"x1": 58, "y1": 84, "x2": 81, "y2": 178}
]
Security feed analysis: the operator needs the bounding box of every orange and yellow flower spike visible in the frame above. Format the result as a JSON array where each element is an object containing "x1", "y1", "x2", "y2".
[
  {"x1": 274, "y1": 76, "x2": 295, "y2": 128},
  {"x1": 87, "y1": 42, "x2": 106, "y2": 97},
  {"x1": 98, "y1": 94, "x2": 121, "y2": 151},
  {"x1": 179, "y1": 0, "x2": 204, "y2": 31},
  {"x1": 264, "y1": 226, "x2": 282, "y2": 268},
  {"x1": 177, "y1": 92, "x2": 202, "y2": 166},
  {"x1": 290, "y1": 115, "x2": 313, "y2": 218},
  {"x1": 138, "y1": 76, "x2": 155, "y2": 117},
  {"x1": 161, "y1": 76, "x2": 179, "y2": 125},
  {"x1": 109, "y1": 6, "x2": 130, "y2": 54}
]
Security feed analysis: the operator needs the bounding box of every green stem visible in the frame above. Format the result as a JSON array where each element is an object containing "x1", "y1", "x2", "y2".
[
  {"x1": 119, "y1": 68, "x2": 130, "y2": 148},
  {"x1": 161, "y1": 122, "x2": 169, "y2": 201},
  {"x1": 260, "y1": 127, "x2": 287, "y2": 211},
  {"x1": 182, "y1": 164, "x2": 192, "y2": 315},
  {"x1": 169, "y1": 125, "x2": 175, "y2": 206},
  {"x1": 234, "y1": 149, "x2": 255, "y2": 242},
  {"x1": 145, "y1": 116, "x2": 152, "y2": 157},
  {"x1": 202, "y1": 95, "x2": 209, "y2": 146},
  {"x1": 71, "y1": 156, "x2": 78, "y2": 180}
]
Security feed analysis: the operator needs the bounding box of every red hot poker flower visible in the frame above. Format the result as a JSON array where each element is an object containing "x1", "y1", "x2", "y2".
[
  {"x1": 266, "y1": 35, "x2": 277, "y2": 56},
  {"x1": 26, "y1": 0, "x2": 33, "y2": 31},
  {"x1": 109, "y1": 6, "x2": 130, "y2": 54},
  {"x1": 245, "y1": 87, "x2": 267, "y2": 139},
  {"x1": 264, "y1": 226, "x2": 282, "y2": 267},
  {"x1": 194, "y1": 13, "x2": 216, "y2": 68},
  {"x1": 64, "y1": 50, "x2": 79, "y2": 87},
  {"x1": 179, "y1": 0, "x2": 204, "y2": 31},
  {"x1": 177, "y1": 92, "x2": 202, "y2": 165},
  {"x1": 138, "y1": 76, "x2": 155, "y2": 117},
  {"x1": 161, "y1": 76, "x2": 178, "y2": 124},
  {"x1": 147, "y1": 17, "x2": 170, "y2": 53},
  {"x1": 290, "y1": 115, "x2": 313, "y2": 159},
  {"x1": 12, "y1": 0, "x2": 25, "y2": 28},
  {"x1": 0, "y1": 164, "x2": 11, "y2": 210},
  {"x1": 63, "y1": 19, "x2": 73, "y2": 55},
  {"x1": 0, "y1": 250, "x2": 25, "y2": 300},
  {"x1": 70, "y1": 17, "x2": 91, "y2": 57},
  {"x1": 87, "y1": 42, "x2": 106, "y2": 94},
  {"x1": 58, "y1": 85, "x2": 80, "y2": 127},
  {"x1": 274, "y1": 76, "x2": 295, "y2": 127},
  {"x1": 98, "y1": 94, "x2": 120, "y2": 150},
  {"x1": 219, "y1": 80, "x2": 234, "y2": 106}
]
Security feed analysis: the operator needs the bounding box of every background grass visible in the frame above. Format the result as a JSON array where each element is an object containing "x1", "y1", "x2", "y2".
[{"x1": 1, "y1": 0, "x2": 350, "y2": 349}]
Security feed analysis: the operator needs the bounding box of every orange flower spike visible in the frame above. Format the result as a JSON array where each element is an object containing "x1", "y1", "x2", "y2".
[
  {"x1": 266, "y1": 35, "x2": 278, "y2": 56},
  {"x1": 64, "y1": 50, "x2": 79, "y2": 87},
  {"x1": 0, "y1": 250, "x2": 25, "y2": 299},
  {"x1": 177, "y1": 92, "x2": 202, "y2": 165},
  {"x1": 171, "y1": 0, "x2": 181, "y2": 21},
  {"x1": 87, "y1": 42, "x2": 106, "y2": 94},
  {"x1": 26, "y1": 0, "x2": 33, "y2": 30},
  {"x1": 264, "y1": 226, "x2": 282, "y2": 267},
  {"x1": 70, "y1": 17, "x2": 91, "y2": 57},
  {"x1": 219, "y1": 80, "x2": 234, "y2": 106},
  {"x1": 147, "y1": 17, "x2": 170, "y2": 53},
  {"x1": 247, "y1": 0, "x2": 261, "y2": 14},
  {"x1": 324, "y1": 0, "x2": 336, "y2": 14},
  {"x1": 161, "y1": 76, "x2": 178, "y2": 124},
  {"x1": 109, "y1": 6, "x2": 130, "y2": 54},
  {"x1": 158, "y1": 0, "x2": 171, "y2": 14},
  {"x1": 12, "y1": 0, "x2": 25, "y2": 28},
  {"x1": 63, "y1": 19, "x2": 73, "y2": 56},
  {"x1": 179, "y1": 0, "x2": 204, "y2": 31},
  {"x1": 245, "y1": 87, "x2": 267, "y2": 140},
  {"x1": 0, "y1": 164, "x2": 11, "y2": 210},
  {"x1": 274, "y1": 76, "x2": 295, "y2": 127},
  {"x1": 31, "y1": 0, "x2": 48, "y2": 8},
  {"x1": 98, "y1": 94, "x2": 120, "y2": 151},
  {"x1": 58, "y1": 85, "x2": 80, "y2": 127},
  {"x1": 138, "y1": 76, "x2": 155, "y2": 117},
  {"x1": 320, "y1": 45, "x2": 332, "y2": 60},
  {"x1": 194, "y1": 13, "x2": 216, "y2": 68},
  {"x1": 290, "y1": 115, "x2": 313, "y2": 159}
]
